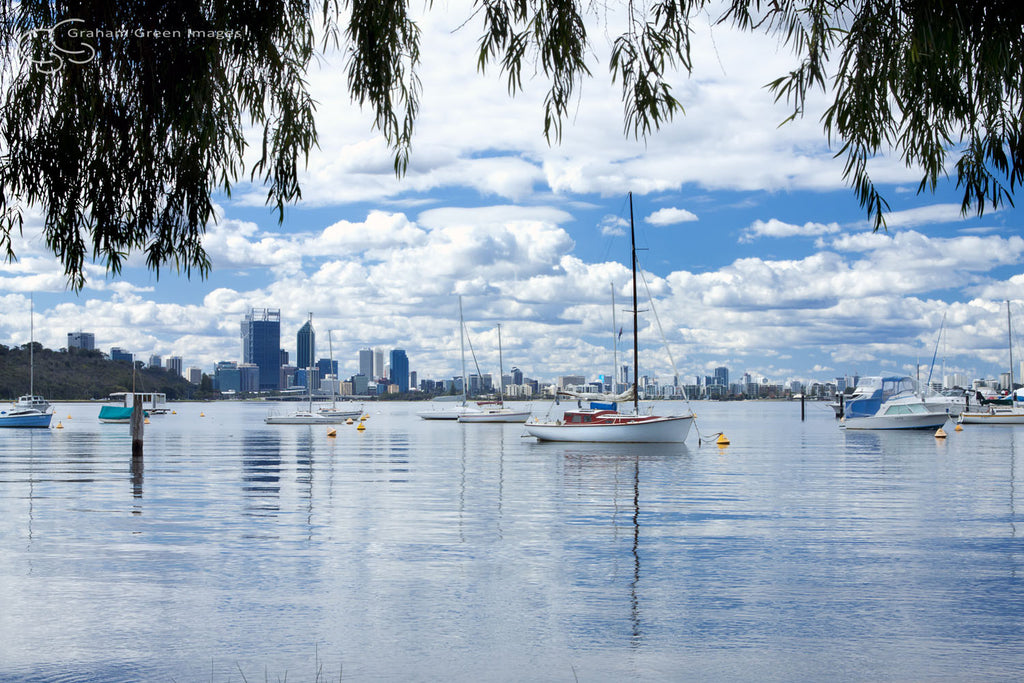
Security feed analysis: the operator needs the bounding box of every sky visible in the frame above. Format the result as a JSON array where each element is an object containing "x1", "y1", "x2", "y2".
[{"x1": 2, "y1": 3, "x2": 1024, "y2": 390}]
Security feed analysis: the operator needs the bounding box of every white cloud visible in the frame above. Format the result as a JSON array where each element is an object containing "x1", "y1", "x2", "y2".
[
  {"x1": 646, "y1": 207, "x2": 699, "y2": 226},
  {"x1": 740, "y1": 218, "x2": 841, "y2": 242}
]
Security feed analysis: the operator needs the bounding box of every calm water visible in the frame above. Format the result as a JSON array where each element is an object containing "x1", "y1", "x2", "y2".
[{"x1": 1, "y1": 400, "x2": 1023, "y2": 681}]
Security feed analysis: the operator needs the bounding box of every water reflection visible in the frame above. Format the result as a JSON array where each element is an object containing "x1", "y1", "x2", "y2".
[{"x1": 241, "y1": 432, "x2": 282, "y2": 515}]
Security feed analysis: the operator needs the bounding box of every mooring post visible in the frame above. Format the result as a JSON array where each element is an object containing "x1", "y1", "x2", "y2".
[
  {"x1": 131, "y1": 394, "x2": 144, "y2": 456},
  {"x1": 800, "y1": 392, "x2": 805, "y2": 421}
]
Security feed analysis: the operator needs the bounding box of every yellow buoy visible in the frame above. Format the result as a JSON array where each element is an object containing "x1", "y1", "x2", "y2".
[
  {"x1": 360, "y1": 414, "x2": 368, "y2": 421},
  {"x1": 327, "y1": 428, "x2": 337, "y2": 437},
  {"x1": 346, "y1": 418, "x2": 354, "y2": 425},
  {"x1": 67, "y1": 415, "x2": 72, "y2": 419},
  {"x1": 172, "y1": 410, "x2": 177, "y2": 415},
  {"x1": 144, "y1": 418, "x2": 150, "y2": 424},
  {"x1": 55, "y1": 421, "x2": 63, "y2": 429},
  {"x1": 716, "y1": 433, "x2": 730, "y2": 446},
  {"x1": 954, "y1": 423, "x2": 963, "y2": 431},
  {"x1": 935, "y1": 427, "x2": 947, "y2": 439},
  {"x1": 357, "y1": 421, "x2": 366, "y2": 431},
  {"x1": 200, "y1": 412, "x2": 205, "y2": 417}
]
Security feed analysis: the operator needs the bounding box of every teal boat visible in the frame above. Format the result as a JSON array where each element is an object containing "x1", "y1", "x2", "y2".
[{"x1": 98, "y1": 406, "x2": 147, "y2": 423}]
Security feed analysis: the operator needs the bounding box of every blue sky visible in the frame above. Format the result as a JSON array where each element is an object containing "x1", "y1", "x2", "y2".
[{"x1": 2, "y1": 3, "x2": 1023, "y2": 389}]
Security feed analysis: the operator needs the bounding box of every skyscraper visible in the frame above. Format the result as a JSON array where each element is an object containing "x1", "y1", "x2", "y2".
[
  {"x1": 389, "y1": 349, "x2": 409, "y2": 393},
  {"x1": 296, "y1": 316, "x2": 315, "y2": 369},
  {"x1": 359, "y1": 348, "x2": 374, "y2": 378},
  {"x1": 67, "y1": 331, "x2": 95, "y2": 350},
  {"x1": 167, "y1": 356, "x2": 183, "y2": 376},
  {"x1": 373, "y1": 348, "x2": 384, "y2": 379},
  {"x1": 241, "y1": 308, "x2": 281, "y2": 390}
]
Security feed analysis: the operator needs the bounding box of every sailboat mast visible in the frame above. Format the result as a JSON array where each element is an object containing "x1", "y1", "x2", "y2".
[
  {"x1": 307, "y1": 312, "x2": 313, "y2": 411},
  {"x1": 459, "y1": 296, "x2": 468, "y2": 406},
  {"x1": 611, "y1": 282, "x2": 618, "y2": 393},
  {"x1": 629, "y1": 193, "x2": 640, "y2": 416},
  {"x1": 1008, "y1": 300, "x2": 1014, "y2": 396},
  {"x1": 497, "y1": 323, "x2": 504, "y2": 407},
  {"x1": 29, "y1": 293, "x2": 34, "y2": 397}
]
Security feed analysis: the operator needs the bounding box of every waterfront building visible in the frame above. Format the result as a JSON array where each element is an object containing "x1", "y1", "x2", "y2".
[
  {"x1": 297, "y1": 318, "x2": 315, "y2": 370},
  {"x1": 110, "y1": 347, "x2": 133, "y2": 363},
  {"x1": 352, "y1": 373, "x2": 369, "y2": 395},
  {"x1": 510, "y1": 366, "x2": 523, "y2": 385},
  {"x1": 148, "y1": 354, "x2": 162, "y2": 368},
  {"x1": 215, "y1": 361, "x2": 241, "y2": 392},
  {"x1": 67, "y1": 331, "x2": 95, "y2": 350},
  {"x1": 239, "y1": 363, "x2": 261, "y2": 392},
  {"x1": 373, "y1": 349, "x2": 385, "y2": 380},
  {"x1": 280, "y1": 364, "x2": 296, "y2": 389},
  {"x1": 317, "y1": 358, "x2": 338, "y2": 381},
  {"x1": 389, "y1": 349, "x2": 409, "y2": 393},
  {"x1": 409, "y1": 371, "x2": 417, "y2": 392},
  {"x1": 167, "y1": 356, "x2": 183, "y2": 376},
  {"x1": 714, "y1": 366, "x2": 729, "y2": 388},
  {"x1": 558, "y1": 375, "x2": 586, "y2": 390},
  {"x1": 241, "y1": 308, "x2": 281, "y2": 390},
  {"x1": 359, "y1": 348, "x2": 374, "y2": 378},
  {"x1": 185, "y1": 367, "x2": 203, "y2": 384}
]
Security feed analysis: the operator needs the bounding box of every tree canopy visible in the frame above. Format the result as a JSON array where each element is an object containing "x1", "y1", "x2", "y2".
[{"x1": 2, "y1": 0, "x2": 1021, "y2": 289}]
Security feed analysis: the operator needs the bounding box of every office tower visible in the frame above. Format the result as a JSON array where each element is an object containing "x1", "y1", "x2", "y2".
[
  {"x1": 409, "y1": 371, "x2": 417, "y2": 391},
  {"x1": 167, "y1": 356, "x2": 183, "y2": 376},
  {"x1": 389, "y1": 349, "x2": 409, "y2": 393},
  {"x1": 239, "y1": 363, "x2": 261, "y2": 392},
  {"x1": 185, "y1": 367, "x2": 203, "y2": 384},
  {"x1": 67, "y1": 331, "x2": 95, "y2": 350},
  {"x1": 359, "y1": 348, "x2": 374, "y2": 378},
  {"x1": 297, "y1": 317, "x2": 315, "y2": 369},
  {"x1": 511, "y1": 367, "x2": 523, "y2": 385},
  {"x1": 714, "y1": 366, "x2": 729, "y2": 388},
  {"x1": 148, "y1": 354, "x2": 162, "y2": 368},
  {"x1": 373, "y1": 348, "x2": 384, "y2": 379},
  {"x1": 110, "y1": 347, "x2": 133, "y2": 363},
  {"x1": 241, "y1": 308, "x2": 281, "y2": 390},
  {"x1": 215, "y1": 361, "x2": 241, "y2": 392}
]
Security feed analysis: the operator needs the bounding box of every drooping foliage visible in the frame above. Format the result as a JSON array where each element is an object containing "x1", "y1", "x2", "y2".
[{"x1": 1, "y1": 0, "x2": 1021, "y2": 288}]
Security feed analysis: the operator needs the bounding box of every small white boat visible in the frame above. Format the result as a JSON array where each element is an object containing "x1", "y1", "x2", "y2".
[
  {"x1": 840, "y1": 376, "x2": 949, "y2": 430},
  {"x1": 523, "y1": 194, "x2": 694, "y2": 444},
  {"x1": 419, "y1": 404, "x2": 482, "y2": 421},
  {"x1": 316, "y1": 405, "x2": 364, "y2": 419},
  {"x1": 959, "y1": 405, "x2": 1024, "y2": 425},
  {"x1": 458, "y1": 407, "x2": 532, "y2": 423},
  {"x1": 924, "y1": 389, "x2": 966, "y2": 417},
  {"x1": 0, "y1": 297, "x2": 53, "y2": 429},
  {"x1": 958, "y1": 301, "x2": 1024, "y2": 425},
  {"x1": 525, "y1": 405, "x2": 693, "y2": 442},
  {"x1": 265, "y1": 411, "x2": 352, "y2": 425}
]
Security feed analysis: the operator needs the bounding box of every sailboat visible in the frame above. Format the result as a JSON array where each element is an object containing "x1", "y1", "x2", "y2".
[
  {"x1": 265, "y1": 313, "x2": 352, "y2": 425},
  {"x1": 458, "y1": 323, "x2": 532, "y2": 423},
  {"x1": 0, "y1": 294, "x2": 53, "y2": 428},
  {"x1": 316, "y1": 330, "x2": 363, "y2": 419},
  {"x1": 523, "y1": 194, "x2": 695, "y2": 443},
  {"x1": 959, "y1": 300, "x2": 1024, "y2": 425},
  {"x1": 418, "y1": 296, "x2": 482, "y2": 420}
]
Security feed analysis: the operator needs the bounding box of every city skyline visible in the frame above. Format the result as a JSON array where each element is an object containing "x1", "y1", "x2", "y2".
[{"x1": 1, "y1": 2, "x2": 1022, "y2": 386}]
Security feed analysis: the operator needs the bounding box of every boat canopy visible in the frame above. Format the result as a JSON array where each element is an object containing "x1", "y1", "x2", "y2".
[{"x1": 845, "y1": 376, "x2": 919, "y2": 418}]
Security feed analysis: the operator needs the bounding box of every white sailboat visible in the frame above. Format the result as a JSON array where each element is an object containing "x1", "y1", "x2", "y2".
[
  {"x1": 959, "y1": 300, "x2": 1024, "y2": 425},
  {"x1": 419, "y1": 296, "x2": 482, "y2": 420},
  {"x1": 458, "y1": 323, "x2": 532, "y2": 423},
  {"x1": 1, "y1": 294, "x2": 53, "y2": 429},
  {"x1": 316, "y1": 329, "x2": 363, "y2": 419},
  {"x1": 266, "y1": 313, "x2": 353, "y2": 425},
  {"x1": 523, "y1": 194, "x2": 694, "y2": 443}
]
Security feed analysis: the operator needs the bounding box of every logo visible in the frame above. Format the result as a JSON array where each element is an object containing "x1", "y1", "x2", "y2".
[{"x1": 18, "y1": 18, "x2": 96, "y2": 73}]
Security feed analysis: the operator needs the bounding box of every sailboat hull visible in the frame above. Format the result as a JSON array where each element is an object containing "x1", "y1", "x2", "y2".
[
  {"x1": 958, "y1": 409, "x2": 1024, "y2": 425},
  {"x1": 0, "y1": 409, "x2": 52, "y2": 428},
  {"x1": 524, "y1": 414, "x2": 693, "y2": 443},
  {"x1": 457, "y1": 409, "x2": 532, "y2": 423}
]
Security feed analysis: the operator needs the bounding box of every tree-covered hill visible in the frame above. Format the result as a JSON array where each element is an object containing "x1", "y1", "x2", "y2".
[{"x1": 0, "y1": 344, "x2": 208, "y2": 401}]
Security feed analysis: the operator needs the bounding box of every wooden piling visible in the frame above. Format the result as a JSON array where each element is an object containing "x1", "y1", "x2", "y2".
[
  {"x1": 800, "y1": 392, "x2": 805, "y2": 421},
  {"x1": 131, "y1": 394, "x2": 144, "y2": 456}
]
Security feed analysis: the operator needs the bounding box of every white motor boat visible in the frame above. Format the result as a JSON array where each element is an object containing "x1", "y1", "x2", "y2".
[{"x1": 840, "y1": 376, "x2": 949, "y2": 430}]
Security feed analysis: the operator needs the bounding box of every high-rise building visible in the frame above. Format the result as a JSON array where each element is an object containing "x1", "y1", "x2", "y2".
[
  {"x1": 241, "y1": 308, "x2": 281, "y2": 390},
  {"x1": 714, "y1": 366, "x2": 729, "y2": 388},
  {"x1": 389, "y1": 349, "x2": 409, "y2": 393},
  {"x1": 67, "y1": 331, "x2": 95, "y2": 350},
  {"x1": 148, "y1": 354, "x2": 162, "y2": 368},
  {"x1": 359, "y1": 348, "x2": 374, "y2": 378},
  {"x1": 510, "y1": 367, "x2": 523, "y2": 385},
  {"x1": 167, "y1": 356, "x2": 183, "y2": 376},
  {"x1": 110, "y1": 347, "x2": 133, "y2": 363},
  {"x1": 297, "y1": 316, "x2": 315, "y2": 370},
  {"x1": 215, "y1": 361, "x2": 241, "y2": 392},
  {"x1": 185, "y1": 367, "x2": 203, "y2": 384},
  {"x1": 373, "y1": 348, "x2": 385, "y2": 379}
]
